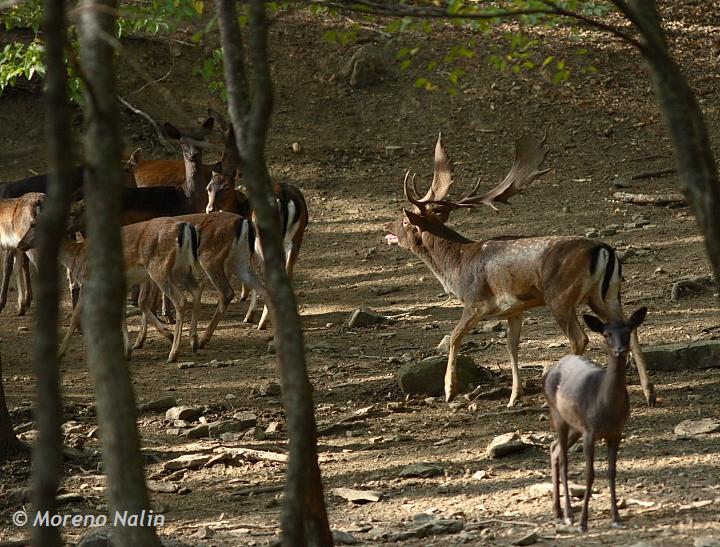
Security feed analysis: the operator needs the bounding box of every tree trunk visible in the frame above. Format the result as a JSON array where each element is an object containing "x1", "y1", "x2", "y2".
[
  {"x1": 28, "y1": 1, "x2": 76, "y2": 544},
  {"x1": 624, "y1": 2, "x2": 720, "y2": 288},
  {"x1": 215, "y1": 1, "x2": 333, "y2": 545},
  {"x1": 0, "y1": 351, "x2": 23, "y2": 461},
  {"x1": 78, "y1": 2, "x2": 160, "y2": 545}
]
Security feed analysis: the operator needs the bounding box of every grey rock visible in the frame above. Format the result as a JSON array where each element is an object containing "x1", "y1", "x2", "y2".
[
  {"x1": 487, "y1": 432, "x2": 533, "y2": 458},
  {"x1": 512, "y1": 531, "x2": 538, "y2": 546},
  {"x1": 243, "y1": 426, "x2": 266, "y2": 440},
  {"x1": 184, "y1": 424, "x2": 209, "y2": 439},
  {"x1": 219, "y1": 432, "x2": 244, "y2": 442},
  {"x1": 597, "y1": 227, "x2": 617, "y2": 237},
  {"x1": 399, "y1": 462, "x2": 444, "y2": 478},
  {"x1": 347, "y1": 307, "x2": 387, "y2": 328},
  {"x1": 208, "y1": 420, "x2": 248, "y2": 438},
  {"x1": 138, "y1": 397, "x2": 177, "y2": 414},
  {"x1": 397, "y1": 355, "x2": 492, "y2": 396},
  {"x1": 258, "y1": 381, "x2": 281, "y2": 396},
  {"x1": 674, "y1": 418, "x2": 720, "y2": 437},
  {"x1": 165, "y1": 406, "x2": 201, "y2": 422},
  {"x1": 483, "y1": 320, "x2": 505, "y2": 333},
  {"x1": 332, "y1": 529, "x2": 359, "y2": 545},
  {"x1": 637, "y1": 340, "x2": 720, "y2": 371},
  {"x1": 163, "y1": 453, "x2": 211, "y2": 471},
  {"x1": 232, "y1": 411, "x2": 258, "y2": 429},
  {"x1": 332, "y1": 487, "x2": 383, "y2": 503},
  {"x1": 671, "y1": 275, "x2": 714, "y2": 300}
]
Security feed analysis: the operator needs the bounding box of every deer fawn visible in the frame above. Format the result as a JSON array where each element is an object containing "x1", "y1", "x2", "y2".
[
  {"x1": 206, "y1": 164, "x2": 309, "y2": 329},
  {"x1": 543, "y1": 307, "x2": 647, "y2": 532},
  {"x1": 384, "y1": 133, "x2": 654, "y2": 407},
  {"x1": 46, "y1": 217, "x2": 202, "y2": 363},
  {"x1": 0, "y1": 192, "x2": 45, "y2": 315}
]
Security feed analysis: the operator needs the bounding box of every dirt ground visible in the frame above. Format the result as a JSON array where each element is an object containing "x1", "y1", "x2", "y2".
[{"x1": 1, "y1": 3, "x2": 720, "y2": 546}]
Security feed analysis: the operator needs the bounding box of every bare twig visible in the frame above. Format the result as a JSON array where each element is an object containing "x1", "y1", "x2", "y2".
[
  {"x1": 117, "y1": 95, "x2": 175, "y2": 153},
  {"x1": 630, "y1": 167, "x2": 676, "y2": 180},
  {"x1": 612, "y1": 191, "x2": 686, "y2": 206},
  {"x1": 132, "y1": 40, "x2": 176, "y2": 94},
  {"x1": 231, "y1": 484, "x2": 284, "y2": 497}
]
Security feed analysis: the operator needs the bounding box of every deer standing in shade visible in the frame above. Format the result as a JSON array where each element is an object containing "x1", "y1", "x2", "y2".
[
  {"x1": 384, "y1": 132, "x2": 654, "y2": 407},
  {"x1": 543, "y1": 307, "x2": 647, "y2": 532}
]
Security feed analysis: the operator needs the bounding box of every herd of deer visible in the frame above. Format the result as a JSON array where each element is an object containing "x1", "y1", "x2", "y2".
[{"x1": 1, "y1": 119, "x2": 657, "y2": 531}]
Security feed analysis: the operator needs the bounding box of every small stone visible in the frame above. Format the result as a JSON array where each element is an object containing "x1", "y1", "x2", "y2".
[
  {"x1": 332, "y1": 487, "x2": 383, "y2": 503},
  {"x1": 208, "y1": 420, "x2": 248, "y2": 438},
  {"x1": 472, "y1": 470, "x2": 488, "y2": 480},
  {"x1": 483, "y1": 320, "x2": 505, "y2": 333},
  {"x1": 291, "y1": 142, "x2": 302, "y2": 153},
  {"x1": 138, "y1": 397, "x2": 177, "y2": 413},
  {"x1": 347, "y1": 307, "x2": 387, "y2": 328},
  {"x1": 654, "y1": 266, "x2": 665, "y2": 275},
  {"x1": 259, "y1": 381, "x2": 281, "y2": 396},
  {"x1": 163, "y1": 454, "x2": 211, "y2": 471},
  {"x1": 219, "y1": 432, "x2": 244, "y2": 442},
  {"x1": 184, "y1": 424, "x2": 209, "y2": 439},
  {"x1": 597, "y1": 227, "x2": 617, "y2": 237},
  {"x1": 232, "y1": 412, "x2": 258, "y2": 429},
  {"x1": 674, "y1": 418, "x2": 720, "y2": 437},
  {"x1": 384, "y1": 145, "x2": 404, "y2": 157},
  {"x1": 266, "y1": 421, "x2": 281, "y2": 434},
  {"x1": 486, "y1": 432, "x2": 533, "y2": 458},
  {"x1": 397, "y1": 355, "x2": 492, "y2": 397},
  {"x1": 225, "y1": 393, "x2": 237, "y2": 400},
  {"x1": 332, "y1": 529, "x2": 358, "y2": 545},
  {"x1": 165, "y1": 406, "x2": 201, "y2": 422},
  {"x1": 17, "y1": 326, "x2": 29, "y2": 332},
  {"x1": 399, "y1": 463, "x2": 444, "y2": 478},
  {"x1": 193, "y1": 526, "x2": 214, "y2": 539},
  {"x1": 512, "y1": 531, "x2": 538, "y2": 546},
  {"x1": 244, "y1": 426, "x2": 266, "y2": 440}
]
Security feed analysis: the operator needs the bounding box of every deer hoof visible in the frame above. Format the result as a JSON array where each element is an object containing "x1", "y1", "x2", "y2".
[
  {"x1": 611, "y1": 520, "x2": 623, "y2": 529},
  {"x1": 578, "y1": 522, "x2": 588, "y2": 533},
  {"x1": 644, "y1": 383, "x2": 657, "y2": 407}
]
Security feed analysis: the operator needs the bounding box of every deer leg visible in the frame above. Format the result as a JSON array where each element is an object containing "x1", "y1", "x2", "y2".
[
  {"x1": 58, "y1": 293, "x2": 84, "y2": 359},
  {"x1": 162, "y1": 284, "x2": 187, "y2": 363},
  {"x1": 552, "y1": 307, "x2": 588, "y2": 355},
  {"x1": 199, "y1": 270, "x2": 233, "y2": 349},
  {"x1": 121, "y1": 307, "x2": 131, "y2": 360},
  {"x1": 444, "y1": 307, "x2": 482, "y2": 402},
  {"x1": 15, "y1": 252, "x2": 28, "y2": 316},
  {"x1": 556, "y1": 422, "x2": 574, "y2": 526},
  {"x1": 19, "y1": 252, "x2": 32, "y2": 313},
  {"x1": 607, "y1": 435, "x2": 622, "y2": 528},
  {"x1": 0, "y1": 249, "x2": 14, "y2": 312},
  {"x1": 550, "y1": 439, "x2": 563, "y2": 521},
  {"x1": 579, "y1": 432, "x2": 595, "y2": 532},
  {"x1": 506, "y1": 314, "x2": 524, "y2": 407},
  {"x1": 138, "y1": 284, "x2": 173, "y2": 343},
  {"x1": 630, "y1": 331, "x2": 655, "y2": 407},
  {"x1": 184, "y1": 277, "x2": 202, "y2": 354}
]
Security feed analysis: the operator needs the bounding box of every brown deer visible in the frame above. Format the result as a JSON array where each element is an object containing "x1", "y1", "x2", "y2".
[
  {"x1": 206, "y1": 165, "x2": 309, "y2": 329},
  {"x1": 0, "y1": 192, "x2": 45, "y2": 315},
  {"x1": 384, "y1": 133, "x2": 654, "y2": 407},
  {"x1": 44, "y1": 217, "x2": 202, "y2": 363},
  {"x1": 543, "y1": 307, "x2": 647, "y2": 532},
  {"x1": 133, "y1": 212, "x2": 267, "y2": 351}
]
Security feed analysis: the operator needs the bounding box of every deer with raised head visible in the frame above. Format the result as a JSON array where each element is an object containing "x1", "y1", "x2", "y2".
[
  {"x1": 36, "y1": 217, "x2": 202, "y2": 363},
  {"x1": 543, "y1": 307, "x2": 647, "y2": 532},
  {"x1": 206, "y1": 164, "x2": 309, "y2": 329},
  {"x1": 0, "y1": 192, "x2": 45, "y2": 315},
  {"x1": 384, "y1": 133, "x2": 654, "y2": 407}
]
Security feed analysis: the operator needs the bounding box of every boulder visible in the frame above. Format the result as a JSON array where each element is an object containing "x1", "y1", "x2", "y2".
[
  {"x1": 637, "y1": 340, "x2": 720, "y2": 371},
  {"x1": 397, "y1": 355, "x2": 492, "y2": 396},
  {"x1": 347, "y1": 307, "x2": 387, "y2": 328}
]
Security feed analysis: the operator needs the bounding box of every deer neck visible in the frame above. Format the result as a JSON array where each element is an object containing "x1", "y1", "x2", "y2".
[
  {"x1": 183, "y1": 156, "x2": 208, "y2": 210},
  {"x1": 416, "y1": 230, "x2": 472, "y2": 297},
  {"x1": 599, "y1": 352, "x2": 629, "y2": 412}
]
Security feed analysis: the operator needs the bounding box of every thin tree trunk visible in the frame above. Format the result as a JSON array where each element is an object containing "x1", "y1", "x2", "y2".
[
  {"x1": 621, "y1": 1, "x2": 720, "y2": 287},
  {"x1": 78, "y1": 2, "x2": 160, "y2": 545},
  {"x1": 29, "y1": 1, "x2": 76, "y2": 544},
  {"x1": 215, "y1": 1, "x2": 332, "y2": 545},
  {"x1": 0, "y1": 351, "x2": 23, "y2": 461}
]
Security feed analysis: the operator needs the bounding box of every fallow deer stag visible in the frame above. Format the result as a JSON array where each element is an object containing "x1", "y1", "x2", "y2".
[{"x1": 384, "y1": 133, "x2": 654, "y2": 407}]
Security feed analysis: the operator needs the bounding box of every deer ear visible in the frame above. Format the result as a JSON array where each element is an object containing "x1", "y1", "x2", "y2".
[
  {"x1": 628, "y1": 307, "x2": 647, "y2": 330},
  {"x1": 583, "y1": 314, "x2": 605, "y2": 334},
  {"x1": 211, "y1": 161, "x2": 223, "y2": 174},
  {"x1": 201, "y1": 116, "x2": 215, "y2": 133},
  {"x1": 207, "y1": 108, "x2": 228, "y2": 130},
  {"x1": 164, "y1": 122, "x2": 182, "y2": 140}
]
